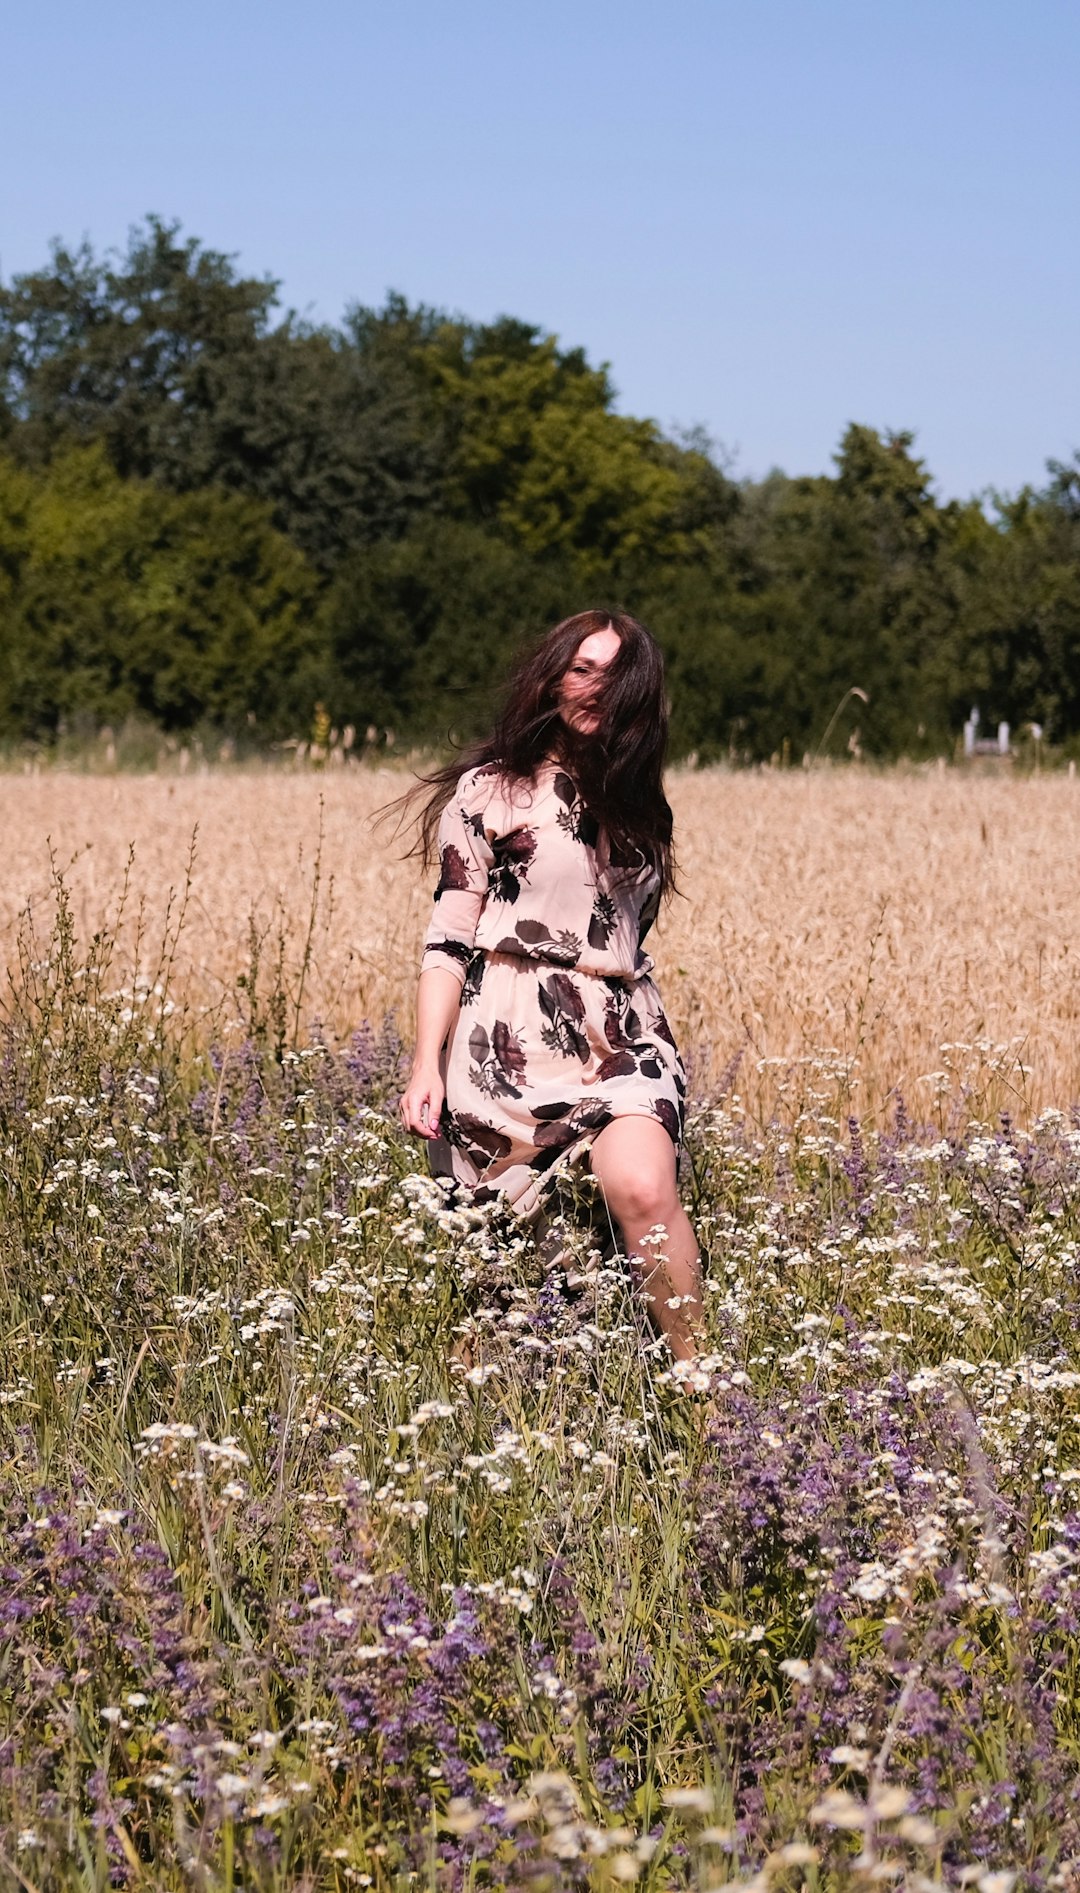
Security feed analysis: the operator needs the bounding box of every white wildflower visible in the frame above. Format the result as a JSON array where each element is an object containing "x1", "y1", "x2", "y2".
[
  {"x1": 662, "y1": 1786, "x2": 714, "y2": 1811},
  {"x1": 809, "y1": 1789, "x2": 867, "y2": 1830},
  {"x1": 247, "y1": 1793, "x2": 289, "y2": 1818},
  {"x1": 214, "y1": 1773, "x2": 250, "y2": 1801},
  {"x1": 871, "y1": 1786, "x2": 911, "y2": 1819}
]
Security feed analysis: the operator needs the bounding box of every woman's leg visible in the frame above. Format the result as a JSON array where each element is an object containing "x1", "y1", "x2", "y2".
[{"x1": 588, "y1": 1116, "x2": 704, "y2": 1362}]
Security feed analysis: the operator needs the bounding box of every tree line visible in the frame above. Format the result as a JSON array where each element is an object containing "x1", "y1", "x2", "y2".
[{"x1": 1, "y1": 215, "x2": 1078, "y2": 762}]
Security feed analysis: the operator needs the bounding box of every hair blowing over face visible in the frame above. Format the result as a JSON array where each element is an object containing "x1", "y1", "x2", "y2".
[{"x1": 400, "y1": 610, "x2": 677, "y2": 902}]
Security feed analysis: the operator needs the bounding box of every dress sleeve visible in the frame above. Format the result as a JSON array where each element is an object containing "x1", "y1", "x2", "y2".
[{"x1": 420, "y1": 772, "x2": 496, "y2": 987}]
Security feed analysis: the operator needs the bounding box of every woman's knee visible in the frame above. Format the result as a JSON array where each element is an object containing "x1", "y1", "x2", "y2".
[{"x1": 592, "y1": 1128, "x2": 678, "y2": 1230}]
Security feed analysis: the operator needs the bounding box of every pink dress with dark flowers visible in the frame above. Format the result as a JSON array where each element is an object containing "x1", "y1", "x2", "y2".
[{"x1": 420, "y1": 761, "x2": 685, "y2": 1216}]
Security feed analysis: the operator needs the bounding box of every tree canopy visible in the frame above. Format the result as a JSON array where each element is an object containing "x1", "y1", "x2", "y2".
[{"x1": 1, "y1": 217, "x2": 1077, "y2": 760}]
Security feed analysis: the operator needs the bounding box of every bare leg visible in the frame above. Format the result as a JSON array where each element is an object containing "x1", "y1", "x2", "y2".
[{"x1": 588, "y1": 1116, "x2": 704, "y2": 1363}]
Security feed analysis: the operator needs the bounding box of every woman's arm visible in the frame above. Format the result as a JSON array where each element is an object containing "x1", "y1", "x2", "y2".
[
  {"x1": 402, "y1": 772, "x2": 496, "y2": 1141},
  {"x1": 399, "y1": 966, "x2": 461, "y2": 1138}
]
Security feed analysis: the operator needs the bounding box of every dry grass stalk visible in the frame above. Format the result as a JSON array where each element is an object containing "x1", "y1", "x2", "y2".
[{"x1": 1, "y1": 763, "x2": 1077, "y2": 1124}]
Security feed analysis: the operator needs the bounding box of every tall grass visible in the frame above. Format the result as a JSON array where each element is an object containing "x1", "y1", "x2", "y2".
[
  {"x1": 2, "y1": 765, "x2": 1078, "y2": 1122},
  {"x1": 2, "y1": 855, "x2": 1080, "y2": 1888}
]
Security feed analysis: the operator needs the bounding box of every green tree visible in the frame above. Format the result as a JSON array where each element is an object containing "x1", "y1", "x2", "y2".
[
  {"x1": 950, "y1": 458, "x2": 1080, "y2": 741},
  {"x1": 413, "y1": 314, "x2": 734, "y2": 580},
  {"x1": 5, "y1": 216, "x2": 1079, "y2": 761},
  {"x1": 0, "y1": 222, "x2": 446, "y2": 570},
  {"x1": 0, "y1": 445, "x2": 324, "y2": 738},
  {"x1": 709, "y1": 428, "x2": 980, "y2": 757},
  {"x1": 323, "y1": 517, "x2": 578, "y2": 741}
]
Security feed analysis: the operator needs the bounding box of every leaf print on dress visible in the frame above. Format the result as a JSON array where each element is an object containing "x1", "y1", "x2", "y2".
[
  {"x1": 467, "y1": 1020, "x2": 528, "y2": 1099},
  {"x1": 637, "y1": 884, "x2": 660, "y2": 945},
  {"x1": 552, "y1": 771, "x2": 600, "y2": 849},
  {"x1": 530, "y1": 1099, "x2": 577, "y2": 1124},
  {"x1": 651, "y1": 1007, "x2": 678, "y2": 1051},
  {"x1": 594, "y1": 1049, "x2": 638, "y2": 1081},
  {"x1": 488, "y1": 827, "x2": 538, "y2": 904},
  {"x1": 652, "y1": 1097, "x2": 682, "y2": 1145},
  {"x1": 602, "y1": 983, "x2": 643, "y2": 1048},
  {"x1": 459, "y1": 950, "x2": 485, "y2": 1007},
  {"x1": 493, "y1": 916, "x2": 582, "y2": 966},
  {"x1": 538, "y1": 972, "x2": 590, "y2": 1063},
  {"x1": 533, "y1": 1097, "x2": 616, "y2": 1166},
  {"x1": 435, "y1": 842, "x2": 473, "y2": 898},
  {"x1": 587, "y1": 891, "x2": 618, "y2": 950},
  {"x1": 442, "y1": 1110, "x2": 513, "y2": 1168},
  {"x1": 593, "y1": 980, "x2": 663, "y2": 1079},
  {"x1": 425, "y1": 937, "x2": 475, "y2": 975}
]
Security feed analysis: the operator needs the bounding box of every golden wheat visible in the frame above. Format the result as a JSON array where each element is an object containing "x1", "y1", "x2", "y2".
[{"x1": 2, "y1": 762, "x2": 1078, "y2": 1123}]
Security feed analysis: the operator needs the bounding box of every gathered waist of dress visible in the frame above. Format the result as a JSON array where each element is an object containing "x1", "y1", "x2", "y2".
[{"x1": 477, "y1": 944, "x2": 653, "y2": 983}]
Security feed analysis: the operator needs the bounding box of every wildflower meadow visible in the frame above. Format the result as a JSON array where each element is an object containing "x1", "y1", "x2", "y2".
[{"x1": 3, "y1": 772, "x2": 1080, "y2": 1891}]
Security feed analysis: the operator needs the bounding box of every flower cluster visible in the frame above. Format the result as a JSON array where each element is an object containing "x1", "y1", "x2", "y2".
[{"x1": 4, "y1": 979, "x2": 1080, "y2": 1887}]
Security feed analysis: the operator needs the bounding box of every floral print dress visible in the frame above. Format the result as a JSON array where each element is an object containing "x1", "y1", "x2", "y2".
[{"x1": 421, "y1": 761, "x2": 686, "y2": 1216}]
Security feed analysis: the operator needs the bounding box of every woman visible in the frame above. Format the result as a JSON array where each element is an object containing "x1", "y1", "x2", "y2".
[{"x1": 399, "y1": 610, "x2": 704, "y2": 1364}]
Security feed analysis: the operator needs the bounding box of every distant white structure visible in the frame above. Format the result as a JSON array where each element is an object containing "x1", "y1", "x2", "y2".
[{"x1": 963, "y1": 707, "x2": 1010, "y2": 758}]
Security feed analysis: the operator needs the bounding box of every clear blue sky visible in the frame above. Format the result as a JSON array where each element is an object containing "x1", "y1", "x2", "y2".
[{"x1": 3, "y1": 0, "x2": 1077, "y2": 501}]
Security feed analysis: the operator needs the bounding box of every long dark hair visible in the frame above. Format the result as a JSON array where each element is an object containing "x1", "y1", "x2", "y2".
[{"x1": 398, "y1": 609, "x2": 677, "y2": 900}]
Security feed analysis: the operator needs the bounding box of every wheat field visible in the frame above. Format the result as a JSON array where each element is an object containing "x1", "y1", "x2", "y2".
[
  {"x1": 8, "y1": 763, "x2": 1080, "y2": 1881},
  {"x1": 2, "y1": 761, "x2": 1078, "y2": 1122}
]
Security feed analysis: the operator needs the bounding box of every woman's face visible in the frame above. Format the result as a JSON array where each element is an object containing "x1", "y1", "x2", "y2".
[{"x1": 555, "y1": 627, "x2": 621, "y2": 736}]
